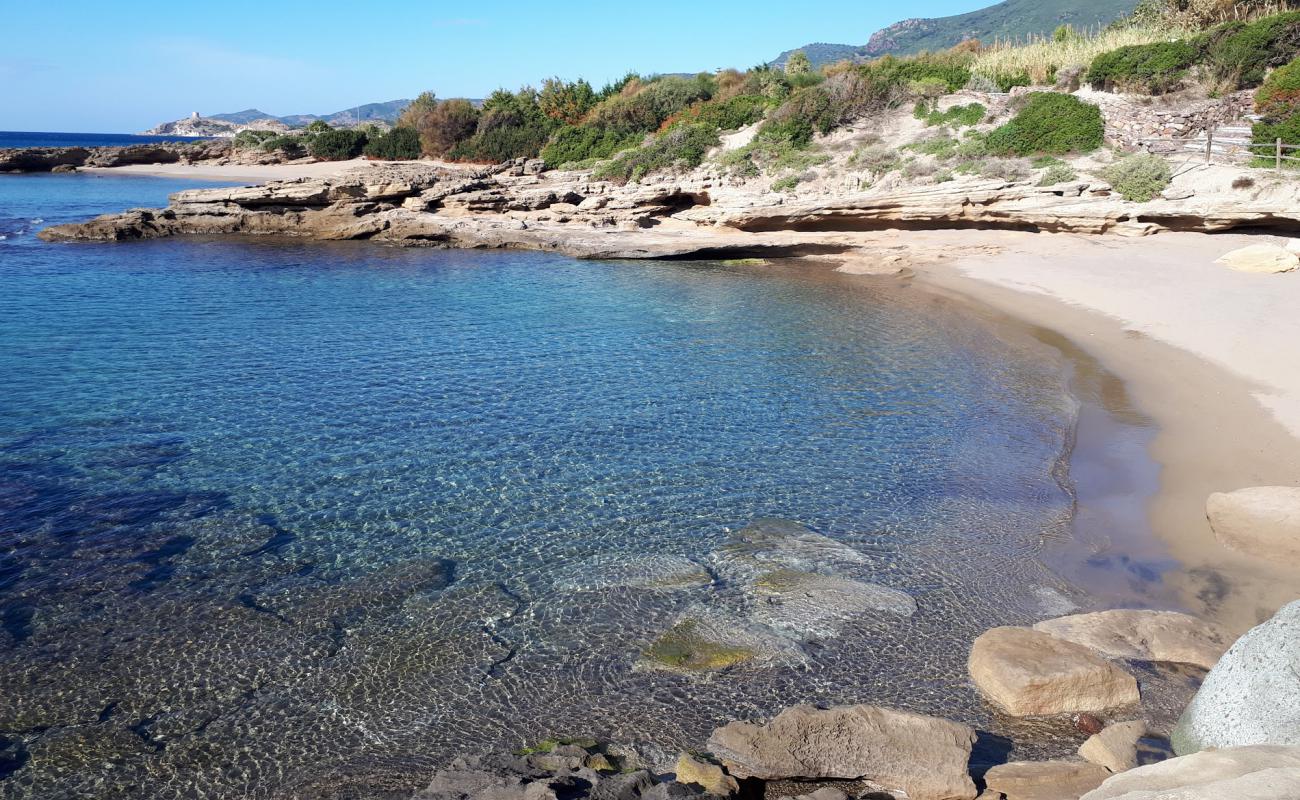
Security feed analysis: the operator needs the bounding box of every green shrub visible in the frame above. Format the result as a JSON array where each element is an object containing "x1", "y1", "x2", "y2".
[
  {"x1": 846, "y1": 143, "x2": 901, "y2": 173},
  {"x1": 771, "y1": 174, "x2": 801, "y2": 192},
  {"x1": 539, "y1": 78, "x2": 598, "y2": 124},
  {"x1": 1253, "y1": 115, "x2": 1300, "y2": 153},
  {"x1": 907, "y1": 134, "x2": 959, "y2": 159},
  {"x1": 594, "y1": 123, "x2": 719, "y2": 183},
  {"x1": 541, "y1": 125, "x2": 639, "y2": 166},
  {"x1": 664, "y1": 94, "x2": 769, "y2": 132},
  {"x1": 1255, "y1": 55, "x2": 1300, "y2": 120},
  {"x1": 233, "y1": 129, "x2": 276, "y2": 149},
  {"x1": 986, "y1": 93, "x2": 1104, "y2": 155},
  {"x1": 363, "y1": 127, "x2": 421, "y2": 160},
  {"x1": 993, "y1": 72, "x2": 1032, "y2": 92},
  {"x1": 1194, "y1": 11, "x2": 1300, "y2": 88},
  {"x1": 305, "y1": 120, "x2": 333, "y2": 134},
  {"x1": 1085, "y1": 40, "x2": 1199, "y2": 93},
  {"x1": 308, "y1": 128, "x2": 368, "y2": 160},
  {"x1": 259, "y1": 135, "x2": 305, "y2": 157},
  {"x1": 919, "y1": 102, "x2": 987, "y2": 128},
  {"x1": 407, "y1": 98, "x2": 479, "y2": 157},
  {"x1": 1100, "y1": 153, "x2": 1172, "y2": 201},
  {"x1": 1037, "y1": 163, "x2": 1079, "y2": 185}
]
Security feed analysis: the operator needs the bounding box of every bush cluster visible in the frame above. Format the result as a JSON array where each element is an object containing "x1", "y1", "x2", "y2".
[
  {"x1": 1086, "y1": 11, "x2": 1300, "y2": 94},
  {"x1": 363, "y1": 127, "x2": 421, "y2": 160},
  {"x1": 1253, "y1": 54, "x2": 1300, "y2": 151},
  {"x1": 593, "y1": 123, "x2": 720, "y2": 183},
  {"x1": 308, "y1": 128, "x2": 368, "y2": 161},
  {"x1": 916, "y1": 102, "x2": 987, "y2": 128},
  {"x1": 986, "y1": 93, "x2": 1104, "y2": 156},
  {"x1": 1101, "y1": 153, "x2": 1173, "y2": 201}
]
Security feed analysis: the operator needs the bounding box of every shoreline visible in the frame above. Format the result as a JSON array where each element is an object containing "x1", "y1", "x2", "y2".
[{"x1": 907, "y1": 229, "x2": 1300, "y2": 633}]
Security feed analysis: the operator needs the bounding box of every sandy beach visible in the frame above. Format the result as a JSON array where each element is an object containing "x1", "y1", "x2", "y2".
[
  {"x1": 78, "y1": 157, "x2": 415, "y2": 183},
  {"x1": 912, "y1": 229, "x2": 1300, "y2": 633}
]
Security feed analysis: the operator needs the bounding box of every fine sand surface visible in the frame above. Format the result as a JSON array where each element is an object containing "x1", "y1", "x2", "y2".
[
  {"x1": 79, "y1": 157, "x2": 406, "y2": 183},
  {"x1": 905, "y1": 229, "x2": 1300, "y2": 634}
]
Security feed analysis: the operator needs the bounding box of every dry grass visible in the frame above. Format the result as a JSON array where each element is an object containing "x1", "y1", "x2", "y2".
[
  {"x1": 1133, "y1": 0, "x2": 1296, "y2": 28},
  {"x1": 972, "y1": 25, "x2": 1187, "y2": 86}
]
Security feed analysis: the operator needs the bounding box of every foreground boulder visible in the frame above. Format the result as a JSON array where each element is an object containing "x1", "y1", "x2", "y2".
[
  {"x1": 1077, "y1": 721, "x2": 1148, "y2": 773},
  {"x1": 982, "y1": 760, "x2": 1110, "y2": 800},
  {"x1": 1033, "y1": 610, "x2": 1230, "y2": 670},
  {"x1": 674, "y1": 753, "x2": 737, "y2": 797},
  {"x1": 1206, "y1": 486, "x2": 1300, "y2": 561},
  {"x1": 1172, "y1": 600, "x2": 1300, "y2": 754},
  {"x1": 1215, "y1": 243, "x2": 1300, "y2": 274},
  {"x1": 706, "y1": 704, "x2": 977, "y2": 800},
  {"x1": 969, "y1": 627, "x2": 1139, "y2": 717},
  {"x1": 1080, "y1": 745, "x2": 1300, "y2": 800}
]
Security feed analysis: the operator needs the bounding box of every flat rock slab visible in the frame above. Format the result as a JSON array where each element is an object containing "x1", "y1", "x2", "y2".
[
  {"x1": 983, "y1": 760, "x2": 1110, "y2": 800},
  {"x1": 1078, "y1": 721, "x2": 1148, "y2": 773},
  {"x1": 1172, "y1": 600, "x2": 1300, "y2": 754},
  {"x1": 968, "y1": 627, "x2": 1139, "y2": 717},
  {"x1": 707, "y1": 704, "x2": 977, "y2": 800},
  {"x1": 1080, "y1": 745, "x2": 1300, "y2": 800},
  {"x1": 1206, "y1": 486, "x2": 1300, "y2": 561},
  {"x1": 1215, "y1": 243, "x2": 1300, "y2": 274},
  {"x1": 751, "y1": 569, "x2": 916, "y2": 635},
  {"x1": 1033, "y1": 610, "x2": 1231, "y2": 670}
]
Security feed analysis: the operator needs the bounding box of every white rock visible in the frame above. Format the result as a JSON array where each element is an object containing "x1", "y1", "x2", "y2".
[
  {"x1": 1214, "y1": 244, "x2": 1299, "y2": 274},
  {"x1": 1033, "y1": 610, "x2": 1231, "y2": 670},
  {"x1": 1206, "y1": 486, "x2": 1300, "y2": 561},
  {"x1": 1080, "y1": 746, "x2": 1300, "y2": 800}
]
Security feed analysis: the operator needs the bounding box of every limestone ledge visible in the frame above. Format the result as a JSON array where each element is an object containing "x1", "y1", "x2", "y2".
[{"x1": 37, "y1": 159, "x2": 1300, "y2": 258}]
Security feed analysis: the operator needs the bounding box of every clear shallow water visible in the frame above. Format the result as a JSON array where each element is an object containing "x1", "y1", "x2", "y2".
[
  {"x1": 0, "y1": 175, "x2": 1165, "y2": 798},
  {"x1": 0, "y1": 131, "x2": 214, "y2": 149}
]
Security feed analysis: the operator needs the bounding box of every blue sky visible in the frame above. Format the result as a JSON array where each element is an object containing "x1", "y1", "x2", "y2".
[{"x1": 1, "y1": 0, "x2": 987, "y2": 132}]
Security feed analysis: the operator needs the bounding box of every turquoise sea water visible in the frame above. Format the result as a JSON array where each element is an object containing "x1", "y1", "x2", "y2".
[
  {"x1": 0, "y1": 174, "x2": 1157, "y2": 798},
  {"x1": 0, "y1": 131, "x2": 213, "y2": 149}
]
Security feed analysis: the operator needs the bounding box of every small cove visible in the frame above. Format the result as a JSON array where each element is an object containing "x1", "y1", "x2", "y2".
[{"x1": 0, "y1": 174, "x2": 1184, "y2": 799}]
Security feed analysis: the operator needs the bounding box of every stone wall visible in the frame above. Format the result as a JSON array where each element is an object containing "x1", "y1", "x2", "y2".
[{"x1": 1083, "y1": 89, "x2": 1255, "y2": 151}]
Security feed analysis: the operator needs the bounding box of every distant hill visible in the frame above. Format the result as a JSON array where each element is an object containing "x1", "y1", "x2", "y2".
[
  {"x1": 772, "y1": 0, "x2": 1140, "y2": 68},
  {"x1": 210, "y1": 99, "x2": 412, "y2": 128}
]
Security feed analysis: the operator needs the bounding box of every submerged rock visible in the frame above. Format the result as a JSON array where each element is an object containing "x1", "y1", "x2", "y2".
[
  {"x1": 750, "y1": 569, "x2": 916, "y2": 635},
  {"x1": 1172, "y1": 600, "x2": 1300, "y2": 754},
  {"x1": 706, "y1": 703, "x2": 977, "y2": 800},
  {"x1": 1079, "y1": 745, "x2": 1300, "y2": 800},
  {"x1": 1206, "y1": 486, "x2": 1300, "y2": 561},
  {"x1": 982, "y1": 760, "x2": 1110, "y2": 800},
  {"x1": 1033, "y1": 610, "x2": 1231, "y2": 670},
  {"x1": 968, "y1": 627, "x2": 1140, "y2": 717},
  {"x1": 713, "y1": 519, "x2": 869, "y2": 572},
  {"x1": 554, "y1": 554, "x2": 712, "y2": 592},
  {"x1": 638, "y1": 611, "x2": 805, "y2": 673}
]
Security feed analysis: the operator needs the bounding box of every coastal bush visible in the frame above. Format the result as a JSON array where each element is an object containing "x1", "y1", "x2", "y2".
[
  {"x1": 408, "y1": 98, "x2": 479, "y2": 157},
  {"x1": 233, "y1": 129, "x2": 276, "y2": 149},
  {"x1": 446, "y1": 88, "x2": 558, "y2": 162},
  {"x1": 594, "y1": 123, "x2": 719, "y2": 183},
  {"x1": 1101, "y1": 153, "x2": 1173, "y2": 200},
  {"x1": 918, "y1": 102, "x2": 987, "y2": 128},
  {"x1": 986, "y1": 93, "x2": 1104, "y2": 155},
  {"x1": 1193, "y1": 11, "x2": 1300, "y2": 87},
  {"x1": 308, "y1": 128, "x2": 368, "y2": 160},
  {"x1": 1253, "y1": 114, "x2": 1300, "y2": 151},
  {"x1": 540, "y1": 125, "x2": 639, "y2": 166},
  {"x1": 1254, "y1": 54, "x2": 1300, "y2": 119},
  {"x1": 1085, "y1": 40, "x2": 1200, "y2": 92},
  {"x1": 771, "y1": 174, "x2": 802, "y2": 192},
  {"x1": 973, "y1": 23, "x2": 1179, "y2": 88},
  {"x1": 259, "y1": 135, "x2": 306, "y2": 157},
  {"x1": 660, "y1": 94, "x2": 769, "y2": 133},
  {"x1": 538, "y1": 78, "x2": 598, "y2": 125},
  {"x1": 363, "y1": 127, "x2": 421, "y2": 160},
  {"x1": 1037, "y1": 162, "x2": 1080, "y2": 185},
  {"x1": 907, "y1": 133, "x2": 959, "y2": 159},
  {"x1": 846, "y1": 143, "x2": 902, "y2": 173}
]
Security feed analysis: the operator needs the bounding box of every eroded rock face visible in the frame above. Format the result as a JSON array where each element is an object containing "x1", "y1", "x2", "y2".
[
  {"x1": 706, "y1": 704, "x2": 978, "y2": 800},
  {"x1": 1206, "y1": 487, "x2": 1300, "y2": 561},
  {"x1": 1171, "y1": 600, "x2": 1300, "y2": 755},
  {"x1": 1079, "y1": 745, "x2": 1300, "y2": 800},
  {"x1": 1032, "y1": 610, "x2": 1231, "y2": 671},
  {"x1": 0, "y1": 141, "x2": 234, "y2": 173},
  {"x1": 982, "y1": 760, "x2": 1110, "y2": 800},
  {"x1": 968, "y1": 627, "x2": 1140, "y2": 717}
]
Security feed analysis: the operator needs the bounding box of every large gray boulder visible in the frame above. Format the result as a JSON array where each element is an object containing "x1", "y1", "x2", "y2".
[
  {"x1": 1033, "y1": 610, "x2": 1231, "y2": 671},
  {"x1": 1206, "y1": 487, "x2": 1300, "y2": 561},
  {"x1": 1080, "y1": 745, "x2": 1300, "y2": 800},
  {"x1": 1172, "y1": 600, "x2": 1300, "y2": 754},
  {"x1": 706, "y1": 704, "x2": 977, "y2": 800}
]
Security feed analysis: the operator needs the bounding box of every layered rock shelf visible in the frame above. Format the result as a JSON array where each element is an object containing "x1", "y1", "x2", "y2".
[{"x1": 38, "y1": 157, "x2": 1300, "y2": 256}]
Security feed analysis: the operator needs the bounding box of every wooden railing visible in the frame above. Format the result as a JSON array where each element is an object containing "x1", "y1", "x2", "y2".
[{"x1": 1136, "y1": 128, "x2": 1300, "y2": 171}]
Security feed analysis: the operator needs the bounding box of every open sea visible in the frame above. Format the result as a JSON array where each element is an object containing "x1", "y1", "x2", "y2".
[
  {"x1": 0, "y1": 131, "x2": 214, "y2": 149},
  {"x1": 0, "y1": 172, "x2": 1177, "y2": 798}
]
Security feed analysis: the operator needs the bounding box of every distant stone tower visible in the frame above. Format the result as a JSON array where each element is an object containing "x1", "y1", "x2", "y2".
[{"x1": 191, "y1": 111, "x2": 200, "y2": 120}]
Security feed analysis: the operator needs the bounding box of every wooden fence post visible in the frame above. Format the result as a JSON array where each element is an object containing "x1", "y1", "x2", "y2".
[
  {"x1": 1206, "y1": 128, "x2": 1213, "y2": 164},
  {"x1": 1278, "y1": 138, "x2": 1284, "y2": 173}
]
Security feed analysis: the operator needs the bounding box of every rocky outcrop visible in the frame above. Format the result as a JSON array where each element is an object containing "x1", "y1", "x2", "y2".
[
  {"x1": 1078, "y1": 721, "x2": 1148, "y2": 773},
  {"x1": 968, "y1": 627, "x2": 1140, "y2": 717},
  {"x1": 1206, "y1": 487, "x2": 1300, "y2": 560},
  {"x1": 1032, "y1": 610, "x2": 1231, "y2": 671},
  {"x1": 674, "y1": 753, "x2": 738, "y2": 797},
  {"x1": 143, "y1": 115, "x2": 290, "y2": 138},
  {"x1": 982, "y1": 760, "x2": 1110, "y2": 800},
  {"x1": 1, "y1": 141, "x2": 234, "y2": 173},
  {"x1": 1171, "y1": 600, "x2": 1300, "y2": 755},
  {"x1": 706, "y1": 704, "x2": 978, "y2": 800},
  {"x1": 1079, "y1": 745, "x2": 1300, "y2": 800}
]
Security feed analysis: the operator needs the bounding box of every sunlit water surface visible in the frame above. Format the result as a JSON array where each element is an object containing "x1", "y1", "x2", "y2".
[{"x1": 0, "y1": 174, "x2": 1175, "y2": 798}]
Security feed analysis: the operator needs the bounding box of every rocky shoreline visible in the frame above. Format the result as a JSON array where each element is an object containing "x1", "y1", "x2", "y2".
[
  {"x1": 392, "y1": 600, "x2": 1300, "y2": 800},
  {"x1": 36, "y1": 153, "x2": 1300, "y2": 260},
  {"x1": 0, "y1": 139, "x2": 303, "y2": 174}
]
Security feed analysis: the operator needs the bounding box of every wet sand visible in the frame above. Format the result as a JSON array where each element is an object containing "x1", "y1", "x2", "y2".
[{"x1": 909, "y1": 229, "x2": 1300, "y2": 633}]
